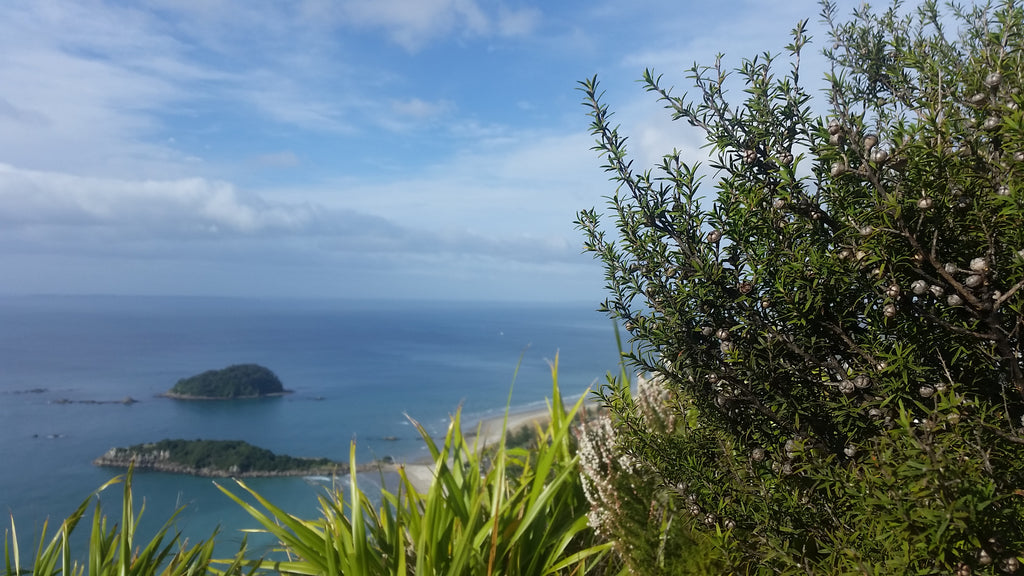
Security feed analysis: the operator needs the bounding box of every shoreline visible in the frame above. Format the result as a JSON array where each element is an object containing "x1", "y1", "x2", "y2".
[
  {"x1": 159, "y1": 390, "x2": 294, "y2": 400},
  {"x1": 388, "y1": 394, "x2": 597, "y2": 493}
]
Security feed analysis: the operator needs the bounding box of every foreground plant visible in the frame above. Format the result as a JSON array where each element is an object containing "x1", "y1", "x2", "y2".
[
  {"x1": 220, "y1": 355, "x2": 614, "y2": 575},
  {"x1": 578, "y1": 0, "x2": 1024, "y2": 573},
  {"x1": 3, "y1": 468, "x2": 247, "y2": 576}
]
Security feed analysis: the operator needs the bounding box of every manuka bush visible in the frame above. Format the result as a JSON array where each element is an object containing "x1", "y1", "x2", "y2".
[{"x1": 578, "y1": 1, "x2": 1024, "y2": 573}]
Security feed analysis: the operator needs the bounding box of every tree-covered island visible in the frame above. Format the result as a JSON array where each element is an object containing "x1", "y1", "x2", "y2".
[
  {"x1": 163, "y1": 364, "x2": 290, "y2": 399},
  {"x1": 94, "y1": 439, "x2": 345, "y2": 477}
]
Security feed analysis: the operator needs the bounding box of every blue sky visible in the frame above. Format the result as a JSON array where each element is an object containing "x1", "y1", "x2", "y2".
[{"x1": 0, "y1": 0, "x2": 859, "y2": 301}]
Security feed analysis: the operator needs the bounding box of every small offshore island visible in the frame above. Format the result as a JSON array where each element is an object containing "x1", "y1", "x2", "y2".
[
  {"x1": 163, "y1": 364, "x2": 291, "y2": 400},
  {"x1": 94, "y1": 439, "x2": 345, "y2": 477}
]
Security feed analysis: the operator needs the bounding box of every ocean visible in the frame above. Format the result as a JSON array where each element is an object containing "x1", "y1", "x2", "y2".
[{"x1": 0, "y1": 295, "x2": 621, "y2": 557}]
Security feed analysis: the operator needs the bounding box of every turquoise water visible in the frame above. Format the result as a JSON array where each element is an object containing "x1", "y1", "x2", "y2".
[{"x1": 0, "y1": 296, "x2": 619, "y2": 556}]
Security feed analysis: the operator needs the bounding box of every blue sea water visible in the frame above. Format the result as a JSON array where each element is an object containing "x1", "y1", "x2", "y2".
[{"x1": 0, "y1": 295, "x2": 620, "y2": 556}]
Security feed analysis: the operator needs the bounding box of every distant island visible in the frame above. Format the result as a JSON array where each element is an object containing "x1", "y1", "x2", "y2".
[
  {"x1": 94, "y1": 439, "x2": 345, "y2": 477},
  {"x1": 163, "y1": 364, "x2": 290, "y2": 399}
]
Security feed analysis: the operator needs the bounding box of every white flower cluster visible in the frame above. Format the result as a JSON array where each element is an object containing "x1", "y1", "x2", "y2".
[
  {"x1": 577, "y1": 414, "x2": 634, "y2": 536},
  {"x1": 578, "y1": 372, "x2": 678, "y2": 536},
  {"x1": 636, "y1": 372, "x2": 678, "y2": 435}
]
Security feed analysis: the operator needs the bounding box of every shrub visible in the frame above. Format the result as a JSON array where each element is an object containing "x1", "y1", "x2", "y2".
[{"x1": 577, "y1": 1, "x2": 1024, "y2": 573}]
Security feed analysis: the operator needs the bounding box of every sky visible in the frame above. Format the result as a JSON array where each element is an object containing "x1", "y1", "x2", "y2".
[{"x1": 0, "y1": 0, "x2": 862, "y2": 302}]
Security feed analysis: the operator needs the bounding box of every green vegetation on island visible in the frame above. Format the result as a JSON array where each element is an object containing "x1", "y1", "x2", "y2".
[
  {"x1": 165, "y1": 364, "x2": 288, "y2": 399},
  {"x1": 94, "y1": 439, "x2": 343, "y2": 477}
]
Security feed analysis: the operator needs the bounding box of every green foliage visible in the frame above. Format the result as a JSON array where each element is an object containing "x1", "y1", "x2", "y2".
[
  {"x1": 3, "y1": 468, "x2": 248, "y2": 576},
  {"x1": 219, "y1": 354, "x2": 615, "y2": 575},
  {"x1": 577, "y1": 0, "x2": 1024, "y2": 573},
  {"x1": 169, "y1": 364, "x2": 284, "y2": 399}
]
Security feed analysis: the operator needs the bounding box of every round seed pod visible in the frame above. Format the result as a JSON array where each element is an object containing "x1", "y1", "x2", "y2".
[
  {"x1": 911, "y1": 280, "x2": 928, "y2": 295},
  {"x1": 828, "y1": 119, "x2": 842, "y2": 135},
  {"x1": 970, "y1": 92, "x2": 988, "y2": 105},
  {"x1": 978, "y1": 549, "x2": 993, "y2": 566},
  {"x1": 997, "y1": 184, "x2": 1011, "y2": 196},
  {"x1": 947, "y1": 294, "x2": 964, "y2": 306},
  {"x1": 945, "y1": 263, "x2": 958, "y2": 274},
  {"x1": 883, "y1": 304, "x2": 897, "y2": 318},
  {"x1": 723, "y1": 518, "x2": 736, "y2": 530},
  {"x1": 838, "y1": 380, "x2": 856, "y2": 394},
  {"x1": 863, "y1": 133, "x2": 878, "y2": 152},
  {"x1": 701, "y1": 326, "x2": 714, "y2": 336},
  {"x1": 716, "y1": 328, "x2": 730, "y2": 341},
  {"x1": 779, "y1": 152, "x2": 794, "y2": 166},
  {"x1": 983, "y1": 116, "x2": 1001, "y2": 130},
  {"x1": 854, "y1": 375, "x2": 871, "y2": 389},
  {"x1": 844, "y1": 445, "x2": 857, "y2": 458},
  {"x1": 760, "y1": 298, "x2": 771, "y2": 309},
  {"x1": 743, "y1": 149, "x2": 757, "y2": 164},
  {"x1": 970, "y1": 257, "x2": 988, "y2": 272},
  {"x1": 965, "y1": 274, "x2": 984, "y2": 288},
  {"x1": 886, "y1": 284, "x2": 901, "y2": 298},
  {"x1": 917, "y1": 197, "x2": 933, "y2": 209},
  {"x1": 708, "y1": 230, "x2": 722, "y2": 243},
  {"x1": 772, "y1": 198, "x2": 786, "y2": 210},
  {"x1": 868, "y1": 407, "x2": 884, "y2": 420},
  {"x1": 1001, "y1": 557, "x2": 1019, "y2": 573},
  {"x1": 919, "y1": 385, "x2": 936, "y2": 398},
  {"x1": 871, "y1": 149, "x2": 889, "y2": 163},
  {"x1": 704, "y1": 513, "x2": 717, "y2": 527},
  {"x1": 1015, "y1": 151, "x2": 1024, "y2": 163},
  {"x1": 829, "y1": 132, "x2": 844, "y2": 146},
  {"x1": 930, "y1": 284, "x2": 945, "y2": 297},
  {"x1": 751, "y1": 447, "x2": 766, "y2": 462},
  {"x1": 984, "y1": 72, "x2": 1003, "y2": 88},
  {"x1": 830, "y1": 162, "x2": 847, "y2": 177}
]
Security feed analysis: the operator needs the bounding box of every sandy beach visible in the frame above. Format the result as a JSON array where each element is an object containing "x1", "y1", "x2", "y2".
[{"x1": 385, "y1": 399, "x2": 588, "y2": 493}]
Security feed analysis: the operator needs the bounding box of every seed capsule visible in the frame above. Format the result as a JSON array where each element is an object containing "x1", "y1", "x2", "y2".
[
  {"x1": 919, "y1": 385, "x2": 936, "y2": 398},
  {"x1": 779, "y1": 152, "x2": 794, "y2": 166},
  {"x1": 1001, "y1": 556, "x2": 1019, "y2": 573},
  {"x1": 947, "y1": 294, "x2": 964, "y2": 306},
  {"x1": 831, "y1": 162, "x2": 847, "y2": 177},
  {"x1": 708, "y1": 230, "x2": 722, "y2": 243},
  {"x1": 838, "y1": 380, "x2": 856, "y2": 394},
  {"x1": 868, "y1": 407, "x2": 884, "y2": 419},
  {"x1": 979, "y1": 549, "x2": 993, "y2": 566},
  {"x1": 829, "y1": 133, "x2": 844, "y2": 146},
  {"x1": 970, "y1": 92, "x2": 988, "y2": 105},
  {"x1": 917, "y1": 197, "x2": 933, "y2": 209},
  {"x1": 997, "y1": 184, "x2": 1011, "y2": 196},
  {"x1": 843, "y1": 445, "x2": 857, "y2": 458},
  {"x1": 911, "y1": 280, "x2": 928, "y2": 295},
  {"x1": 984, "y1": 72, "x2": 1003, "y2": 88},
  {"x1": 716, "y1": 328, "x2": 730, "y2": 341},
  {"x1": 723, "y1": 518, "x2": 736, "y2": 530},
  {"x1": 945, "y1": 263, "x2": 958, "y2": 274},
  {"x1": 1016, "y1": 151, "x2": 1024, "y2": 163},
  {"x1": 886, "y1": 284, "x2": 900, "y2": 298},
  {"x1": 983, "y1": 116, "x2": 1001, "y2": 130},
  {"x1": 930, "y1": 285, "x2": 944, "y2": 297},
  {"x1": 828, "y1": 119, "x2": 842, "y2": 135},
  {"x1": 965, "y1": 274, "x2": 983, "y2": 288},
  {"x1": 854, "y1": 375, "x2": 871, "y2": 389},
  {"x1": 751, "y1": 447, "x2": 766, "y2": 462},
  {"x1": 743, "y1": 149, "x2": 757, "y2": 164},
  {"x1": 970, "y1": 257, "x2": 988, "y2": 272},
  {"x1": 772, "y1": 198, "x2": 786, "y2": 209},
  {"x1": 701, "y1": 326, "x2": 714, "y2": 336},
  {"x1": 871, "y1": 149, "x2": 889, "y2": 163},
  {"x1": 863, "y1": 133, "x2": 878, "y2": 152},
  {"x1": 883, "y1": 304, "x2": 897, "y2": 318}
]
